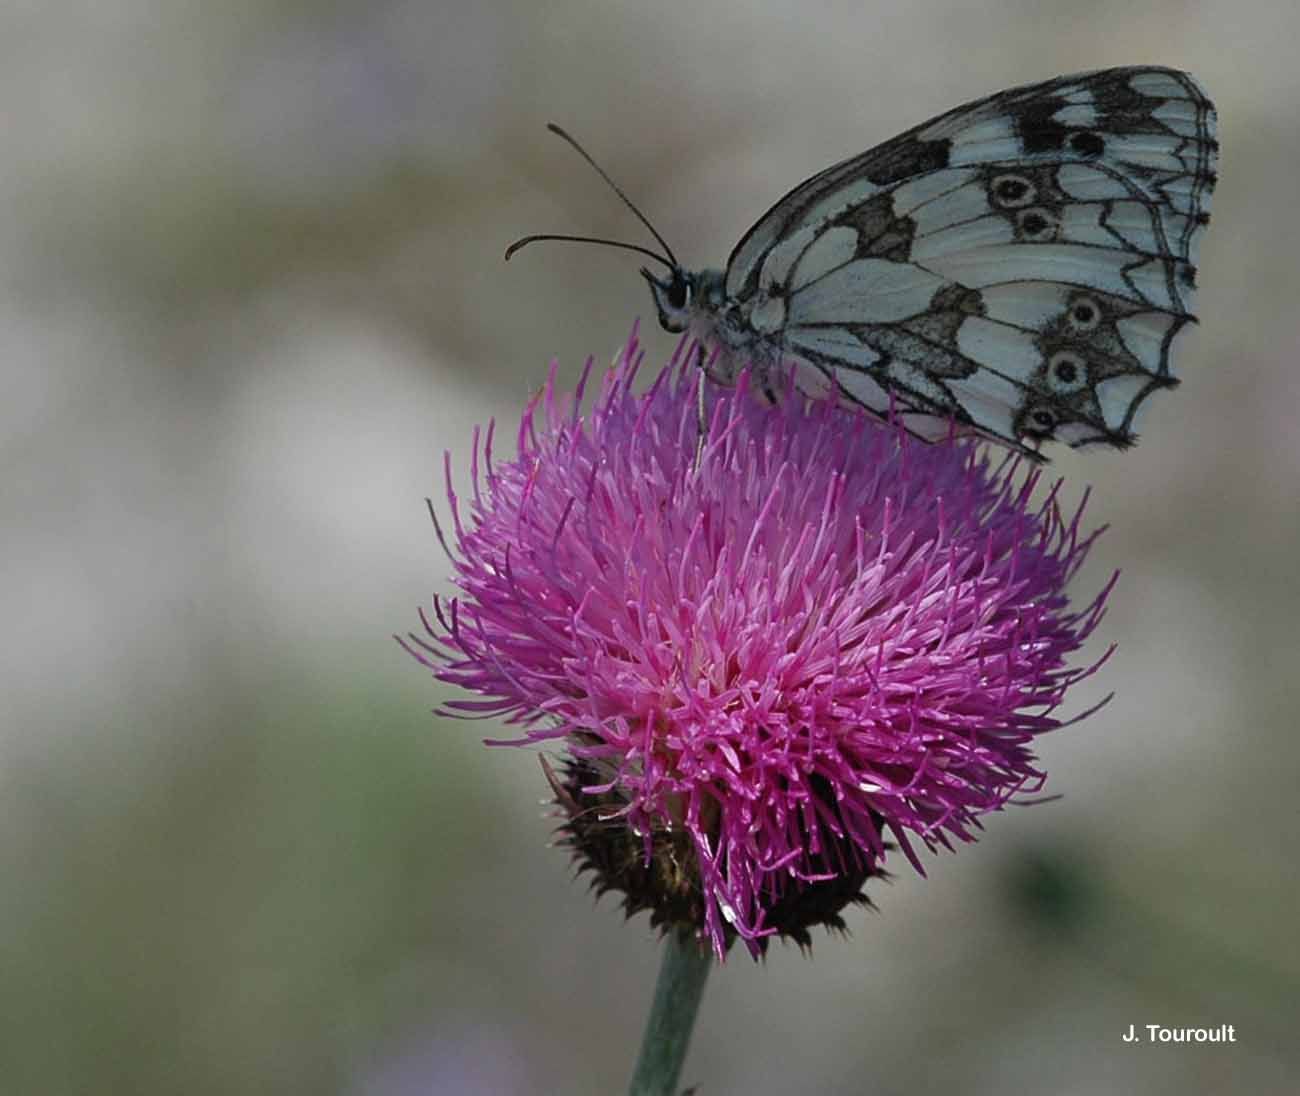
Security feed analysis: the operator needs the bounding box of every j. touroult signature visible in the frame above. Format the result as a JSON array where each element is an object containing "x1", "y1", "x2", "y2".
[{"x1": 1124, "y1": 1024, "x2": 1236, "y2": 1044}]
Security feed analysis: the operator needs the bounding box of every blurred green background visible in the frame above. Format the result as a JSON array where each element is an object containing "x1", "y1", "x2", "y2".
[{"x1": 2, "y1": 1, "x2": 1296, "y2": 1093}]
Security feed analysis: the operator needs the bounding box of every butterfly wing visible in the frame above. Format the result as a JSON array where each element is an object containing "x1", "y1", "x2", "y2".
[{"x1": 723, "y1": 67, "x2": 1218, "y2": 456}]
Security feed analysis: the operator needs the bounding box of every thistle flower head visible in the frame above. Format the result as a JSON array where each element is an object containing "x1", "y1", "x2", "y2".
[{"x1": 404, "y1": 329, "x2": 1114, "y2": 959}]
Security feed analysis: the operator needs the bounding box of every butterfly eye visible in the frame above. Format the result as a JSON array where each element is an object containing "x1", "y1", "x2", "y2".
[{"x1": 667, "y1": 276, "x2": 691, "y2": 310}]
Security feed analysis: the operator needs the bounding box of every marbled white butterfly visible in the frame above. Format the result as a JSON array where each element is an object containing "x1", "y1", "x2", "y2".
[{"x1": 508, "y1": 67, "x2": 1218, "y2": 459}]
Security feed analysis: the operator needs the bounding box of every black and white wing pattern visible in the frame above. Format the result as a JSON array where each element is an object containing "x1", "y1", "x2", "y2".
[{"x1": 724, "y1": 67, "x2": 1217, "y2": 456}]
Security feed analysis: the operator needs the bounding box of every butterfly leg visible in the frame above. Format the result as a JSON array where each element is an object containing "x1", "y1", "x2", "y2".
[{"x1": 693, "y1": 366, "x2": 706, "y2": 471}]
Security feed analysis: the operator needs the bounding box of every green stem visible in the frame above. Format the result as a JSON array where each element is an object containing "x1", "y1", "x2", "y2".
[{"x1": 627, "y1": 932, "x2": 714, "y2": 1096}]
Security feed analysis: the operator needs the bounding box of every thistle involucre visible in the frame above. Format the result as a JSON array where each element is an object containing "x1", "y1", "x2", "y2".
[{"x1": 404, "y1": 330, "x2": 1114, "y2": 958}]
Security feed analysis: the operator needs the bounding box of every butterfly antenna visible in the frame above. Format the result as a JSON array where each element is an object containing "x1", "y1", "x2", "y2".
[
  {"x1": 504, "y1": 233, "x2": 673, "y2": 268},
  {"x1": 543, "y1": 123, "x2": 679, "y2": 267}
]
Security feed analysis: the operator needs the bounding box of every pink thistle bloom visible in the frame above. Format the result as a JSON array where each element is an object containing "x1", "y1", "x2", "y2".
[{"x1": 402, "y1": 328, "x2": 1115, "y2": 959}]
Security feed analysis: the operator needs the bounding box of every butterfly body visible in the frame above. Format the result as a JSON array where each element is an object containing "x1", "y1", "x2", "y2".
[
  {"x1": 643, "y1": 267, "x2": 754, "y2": 383},
  {"x1": 640, "y1": 67, "x2": 1217, "y2": 459}
]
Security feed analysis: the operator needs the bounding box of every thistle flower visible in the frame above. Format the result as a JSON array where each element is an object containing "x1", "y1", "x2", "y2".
[{"x1": 402, "y1": 328, "x2": 1114, "y2": 959}]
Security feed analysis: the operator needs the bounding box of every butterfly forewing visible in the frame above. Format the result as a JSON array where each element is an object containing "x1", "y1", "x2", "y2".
[{"x1": 722, "y1": 66, "x2": 1217, "y2": 456}]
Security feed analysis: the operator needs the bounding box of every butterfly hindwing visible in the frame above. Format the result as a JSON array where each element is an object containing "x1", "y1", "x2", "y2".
[{"x1": 725, "y1": 67, "x2": 1217, "y2": 456}]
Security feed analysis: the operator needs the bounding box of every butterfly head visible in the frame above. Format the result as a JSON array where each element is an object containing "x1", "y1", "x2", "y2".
[
  {"x1": 641, "y1": 267, "x2": 696, "y2": 333},
  {"x1": 641, "y1": 267, "x2": 727, "y2": 334}
]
